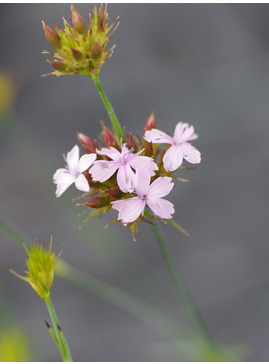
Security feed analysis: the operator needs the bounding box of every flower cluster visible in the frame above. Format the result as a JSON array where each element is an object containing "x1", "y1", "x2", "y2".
[
  {"x1": 53, "y1": 113, "x2": 201, "y2": 238},
  {"x1": 42, "y1": 4, "x2": 118, "y2": 77}
]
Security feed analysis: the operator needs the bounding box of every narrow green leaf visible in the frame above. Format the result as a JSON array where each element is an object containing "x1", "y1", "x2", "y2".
[{"x1": 166, "y1": 219, "x2": 189, "y2": 236}]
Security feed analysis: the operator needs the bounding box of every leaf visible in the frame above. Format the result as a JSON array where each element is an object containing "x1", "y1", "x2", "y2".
[{"x1": 166, "y1": 219, "x2": 189, "y2": 236}]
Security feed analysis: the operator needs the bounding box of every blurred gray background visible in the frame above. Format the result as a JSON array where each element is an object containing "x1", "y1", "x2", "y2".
[{"x1": 0, "y1": 3, "x2": 269, "y2": 361}]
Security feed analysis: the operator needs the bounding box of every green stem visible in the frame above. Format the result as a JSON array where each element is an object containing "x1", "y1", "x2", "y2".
[
  {"x1": 92, "y1": 74, "x2": 123, "y2": 141},
  {"x1": 151, "y1": 222, "x2": 219, "y2": 350},
  {"x1": 44, "y1": 296, "x2": 72, "y2": 362}
]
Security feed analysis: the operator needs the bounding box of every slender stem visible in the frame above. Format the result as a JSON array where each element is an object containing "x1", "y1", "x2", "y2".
[
  {"x1": 44, "y1": 296, "x2": 73, "y2": 362},
  {"x1": 92, "y1": 74, "x2": 123, "y2": 141},
  {"x1": 151, "y1": 222, "x2": 219, "y2": 350}
]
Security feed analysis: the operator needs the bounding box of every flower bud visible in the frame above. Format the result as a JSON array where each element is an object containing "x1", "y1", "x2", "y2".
[
  {"x1": 144, "y1": 111, "x2": 156, "y2": 133},
  {"x1": 47, "y1": 60, "x2": 66, "y2": 72},
  {"x1": 53, "y1": 22, "x2": 63, "y2": 32},
  {"x1": 71, "y1": 5, "x2": 87, "y2": 35},
  {"x1": 108, "y1": 189, "x2": 123, "y2": 199},
  {"x1": 42, "y1": 21, "x2": 62, "y2": 50},
  {"x1": 86, "y1": 196, "x2": 109, "y2": 208},
  {"x1": 128, "y1": 133, "x2": 137, "y2": 149},
  {"x1": 144, "y1": 141, "x2": 153, "y2": 157},
  {"x1": 97, "y1": 4, "x2": 105, "y2": 24},
  {"x1": 71, "y1": 48, "x2": 83, "y2": 60},
  {"x1": 97, "y1": 5, "x2": 105, "y2": 32},
  {"x1": 8, "y1": 236, "x2": 59, "y2": 299},
  {"x1": 77, "y1": 132, "x2": 99, "y2": 153},
  {"x1": 91, "y1": 42, "x2": 102, "y2": 59},
  {"x1": 102, "y1": 124, "x2": 118, "y2": 147}
]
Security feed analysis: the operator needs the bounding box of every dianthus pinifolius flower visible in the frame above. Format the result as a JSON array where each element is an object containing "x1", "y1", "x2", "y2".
[
  {"x1": 53, "y1": 145, "x2": 96, "y2": 197},
  {"x1": 111, "y1": 166, "x2": 175, "y2": 223},
  {"x1": 144, "y1": 122, "x2": 201, "y2": 172},
  {"x1": 89, "y1": 143, "x2": 158, "y2": 193}
]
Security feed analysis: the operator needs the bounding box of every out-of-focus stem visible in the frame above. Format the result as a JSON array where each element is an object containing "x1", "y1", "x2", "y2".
[
  {"x1": 151, "y1": 221, "x2": 220, "y2": 351},
  {"x1": 92, "y1": 74, "x2": 123, "y2": 141}
]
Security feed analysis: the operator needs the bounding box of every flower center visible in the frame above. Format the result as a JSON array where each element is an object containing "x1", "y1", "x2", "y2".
[
  {"x1": 120, "y1": 148, "x2": 134, "y2": 165},
  {"x1": 64, "y1": 166, "x2": 80, "y2": 178}
]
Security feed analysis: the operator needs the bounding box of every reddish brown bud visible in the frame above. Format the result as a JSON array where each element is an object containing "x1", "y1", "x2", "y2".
[
  {"x1": 77, "y1": 133, "x2": 99, "y2": 153},
  {"x1": 86, "y1": 196, "x2": 109, "y2": 208},
  {"x1": 71, "y1": 5, "x2": 87, "y2": 34},
  {"x1": 72, "y1": 48, "x2": 83, "y2": 60},
  {"x1": 144, "y1": 111, "x2": 156, "y2": 133},
  {"x1": 47, "y1": 60, "x2": 66, "y2": 71},
  {"x1": 144, "y1": 141, "x2": 153, "y2": 157},
  {"x1": 97, "y1": 5, "x2": 105, "y2": 32},
  {"x1": 53, "y1": 22, "x2": 63, "y2": 32},
  {"x1": 91, "y1": 42, "x2": 102, "y2": 59},
  {"x1": 108, "y1": 189, "x2": 122, "y2": 199},
  {"x1": 128, "y1": 133, "x2": 136, "y2": 149},
  {"x1": 98, "y1": 18, "x2": 104, "y2": 32},
  {"x1": 42, "y1": 21, "x2": 62, "y2": 50},
  {"x1": 98, "y1": 4, "x2": 105, "y2": 21},
  {"x1": 102, "y1": 124, "x2": 117, "y2": 147}
]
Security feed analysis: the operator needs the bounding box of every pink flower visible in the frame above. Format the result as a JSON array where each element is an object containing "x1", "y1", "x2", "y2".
[
  {"x1": 89, "y1": 143, "x2": 158, "y2": 193},
  {"x1": 144, "y1": 122, "x2": 201, "y2": 171},
  {"x1": 111, "y1": 166, "x2": 175, "y2": 223},
  {"x1": 53, "y1": 145, "x2": 96, "y2": 197}
]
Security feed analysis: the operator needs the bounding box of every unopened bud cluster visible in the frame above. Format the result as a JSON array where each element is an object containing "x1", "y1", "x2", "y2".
[
  {"x1": 9, "y1": 237, "x2": 59, "y2": 299},
  {"x1": 53, "y1": 113, "x2": 201, "y2": 238},
  {"x1": 42, "y1": 4, "x2": 118, "y2": 77}
]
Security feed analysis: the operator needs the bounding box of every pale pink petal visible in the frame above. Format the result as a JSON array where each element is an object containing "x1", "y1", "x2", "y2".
[
  {"x1": 110, "y1": 198, "x2": 127, "y2": 212},
  {"x1": 163, "y1": 145, "x2": 183, "y2": 171},
  {"x1": 147, "y1": 198, "x2": 175, "y2": 219},
  {"x1": 97, "y1": 146, "x2": 121, "y2": 161},
  {"x1": 78, "y1": 153, "x2": 96, "y2": 173},
  {"x1": 144, "y1": 129, "x2": 173, "y2": 144},
  {"x1": 116, "y1": 165, "x2": 135, "y2": 193},
  {"x1": 111, "y1": 196, "x2": 146, "y2": 223},
  {"x1": 147, "y1": 176, "x2": 174, "y2": 199},
  {"x1": 174, "y1": 122, "x2": 198, "y2": 142},
  {"x1": 53, "y1": 168, "x2": 67, "y2": 183},
  {"x1": 173, "y1": 122, "x2": 184, "y2": 140},
  {"x1": 181, "y1": 123, "x2": 199, "y2": 141},
  {"x1": 53, "y1": 171, "x2": 76, "y2": 198},
  {"x1": 89, "y1": 160, "x2": 118, "y2": 182},
  {"x1": 134, "y1": 166, "x2": 151, "y2": 196},
  {"x1": 53, "y1": 168, "x2": 75, "y2": 186},
  {"x1": 55, "y1": 181, "x2": 74, "y2": 198},
  {"x1": 174, "y1": 122, "x2": 188, "y2": 143},
  {"x1": 75, "y1": 174, "x2": 90, "y2": 192},
  {"x1": 66, "y1": 145, "x2": 80, "y2": 171},
  {"x1": 185, "y1": 132, "x2": 199, "y2": 141},
  {"x1": 129, "y1": 155, "x2": 158, "y2": 176},
  {"x1": 181, "y1": 143, "x2": 201, "y2": 164}
]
